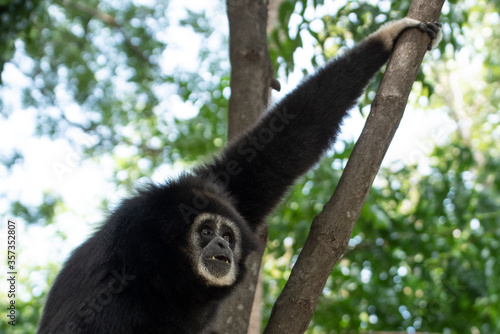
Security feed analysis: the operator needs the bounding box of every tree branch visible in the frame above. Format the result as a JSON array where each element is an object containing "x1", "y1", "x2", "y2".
[
  {"x1": 59, "y1": 0, "x2": 155, "y2": 66},
  {"x1": 226, "y1": 0, "x2": 273, "y2": 142},
  {"x1": 263, "y1": 0, "x2": 445, "y2": 333},
  {"x1": 212, "y1": 0, "x2": 272, "y2": 333}
]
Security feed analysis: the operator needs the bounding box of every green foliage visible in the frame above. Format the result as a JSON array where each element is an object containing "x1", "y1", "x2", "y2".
[
  {"x1": 0, "y1": 0, "x2": 45, "y2": 81},
  {"x1": 264, "y1": 140, "x2": 500, "y2": 332},
  {"x1": 11, "y1": 193, "x2": 60, "y2": 225}
]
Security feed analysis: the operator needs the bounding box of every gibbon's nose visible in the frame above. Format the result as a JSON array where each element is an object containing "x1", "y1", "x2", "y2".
[{"x1": 217, "y1": 238, "x2": 228, "y2": 248}]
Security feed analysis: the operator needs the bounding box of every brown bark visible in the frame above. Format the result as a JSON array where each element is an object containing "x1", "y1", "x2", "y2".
[
  {"x1": 245, "y1": 2, "x2": 287, "y2": 333},
  {"x1": 263, "y1": 0, "x2": 445, "y2": 333},
  {"x1": 212, "y1": 0, "x2": 272, "y2": 333},
  {"x1": 226, "y1": 0, "x2": 273, "y2": 142}
]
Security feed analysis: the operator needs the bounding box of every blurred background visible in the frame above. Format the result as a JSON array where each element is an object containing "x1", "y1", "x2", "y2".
[{"x1": 0, "y1": 0, "x2": 499, "y2": 332}]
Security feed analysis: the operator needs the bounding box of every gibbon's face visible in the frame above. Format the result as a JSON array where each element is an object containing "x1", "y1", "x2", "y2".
[{"x1": 187, "y1": 213, "x2": 242, "y2": 287}]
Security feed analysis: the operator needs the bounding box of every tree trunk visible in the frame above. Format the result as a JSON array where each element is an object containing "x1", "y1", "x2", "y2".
[
  {"x1": 226, "y1": 0, "x2": 273, "y2": 142},
  {"x1": 212, "y1": 0, "x2": 272, "y2": 333},
  {"x1": 263, "y1": 0, "x2": 445, "y2": 333}
]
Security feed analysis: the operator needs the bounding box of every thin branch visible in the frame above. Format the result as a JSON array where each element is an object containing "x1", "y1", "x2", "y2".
[
  {"x1": 263, "y1": 0, "x2": 445, "y2": 333},
  {"x1": 59, "y1": 0, "x2": 155, "y2": 66}
]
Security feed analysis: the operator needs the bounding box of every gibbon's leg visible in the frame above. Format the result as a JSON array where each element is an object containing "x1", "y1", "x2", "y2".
[{"x1": 199, "y1": 19, "x2": 441, "y2": 226}]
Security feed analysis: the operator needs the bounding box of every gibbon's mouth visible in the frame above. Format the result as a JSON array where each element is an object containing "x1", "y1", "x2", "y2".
[{"x1": 209, "y1": 255, "x2": 231, "y2": 264}]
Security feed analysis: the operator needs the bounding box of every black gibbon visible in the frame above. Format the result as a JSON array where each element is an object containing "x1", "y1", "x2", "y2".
[{"x1": 38, "y1": 18, "x2": 441, "y2": 334}]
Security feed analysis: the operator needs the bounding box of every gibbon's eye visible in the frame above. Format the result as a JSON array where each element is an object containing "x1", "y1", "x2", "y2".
[
  {"x1": 201, "y1": 227, "x2": 211, "y2": 236},
  {"x1": 223, "y1": 233, "x2": 232, "y2": 243}
]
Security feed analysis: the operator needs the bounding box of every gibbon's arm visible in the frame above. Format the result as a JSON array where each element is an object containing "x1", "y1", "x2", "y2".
[{"x1": 199, "y1": 18, "x2": 441, "y2": 227}]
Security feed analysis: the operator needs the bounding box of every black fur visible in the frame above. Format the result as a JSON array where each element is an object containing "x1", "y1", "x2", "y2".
[{"x1": 38, "y1": 20, "x2": 436, "y2": 334}]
